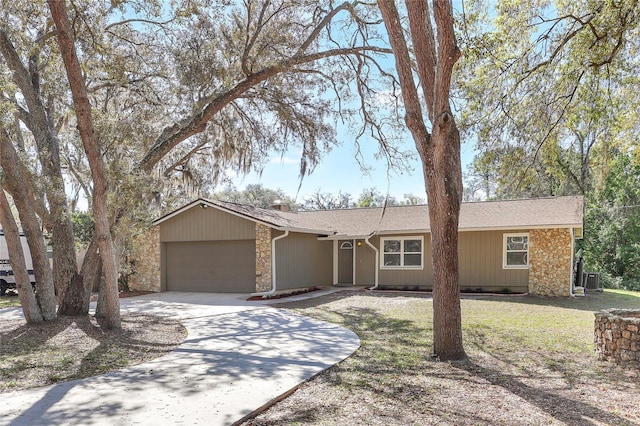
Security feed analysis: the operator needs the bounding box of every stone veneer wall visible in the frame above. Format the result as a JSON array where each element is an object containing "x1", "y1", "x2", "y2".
[
  {"x1": 255, "y1": 223, "x2": 272, "y2": 293},
  {"x1": 595, "y1": 309, "x2": 640, "y2": 367},
  {"x1": 528, "y1": 228, "x2": 572, "y2": 297},
  {"x1": 127, "y1": 227, "x2": 161, "y2": 292}
]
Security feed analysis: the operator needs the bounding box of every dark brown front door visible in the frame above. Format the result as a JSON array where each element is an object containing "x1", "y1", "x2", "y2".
[{"x1": 338, "y1": 240, "x2": 353, "y2": 284}]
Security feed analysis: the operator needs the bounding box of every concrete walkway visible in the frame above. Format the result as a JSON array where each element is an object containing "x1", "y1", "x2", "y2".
[{"x1": 0, "y1": 290, "x2": 360, "y2": 425}]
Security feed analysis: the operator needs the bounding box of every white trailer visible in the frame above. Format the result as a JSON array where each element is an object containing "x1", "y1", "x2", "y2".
[{"x1": 0, "y1": 231, "x2": 36, "y2": 296}]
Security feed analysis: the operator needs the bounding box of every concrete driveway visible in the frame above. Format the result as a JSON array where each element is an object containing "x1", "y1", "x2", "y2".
[{"x1": 0, "y1": 290, "x2": 360, "y2": 425}]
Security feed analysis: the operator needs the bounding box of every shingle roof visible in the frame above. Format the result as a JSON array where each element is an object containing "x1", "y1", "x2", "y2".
[
  {"x1": 155, "y1": 196, "x2": 584, "y2": 238},
  {"x1": 297, "y1": 195, "x2": 584, "y2": 237}
]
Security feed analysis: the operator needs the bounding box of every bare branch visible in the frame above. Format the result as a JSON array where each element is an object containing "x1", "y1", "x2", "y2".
[
  {"x1": 104, "y1": 18, "x2": 176, "y2": 31},
  {"x1": 296, "y1": 2, "x2": 354, "y2": 56},
  {"x1": 241, "y1": 0, "x2": 272, "y2": 75}
]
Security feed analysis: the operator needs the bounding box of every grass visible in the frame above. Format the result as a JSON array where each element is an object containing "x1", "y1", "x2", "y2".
[
  {"x1": 0, "y1": 294, "x2": 21, "y2": 309},
  {"x1": 245, "y1": 289, "x2": 640, "y2": 425}
]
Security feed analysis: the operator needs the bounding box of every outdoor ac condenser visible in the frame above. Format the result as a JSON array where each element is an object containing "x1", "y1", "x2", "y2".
[{"x1": 584, "y1": 272, "x2": 601, "y2": 291}]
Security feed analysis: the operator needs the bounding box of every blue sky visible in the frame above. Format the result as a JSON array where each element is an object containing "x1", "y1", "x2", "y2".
[{"x1": 228, "y1": 132, "x2": 476, "y2": 203}]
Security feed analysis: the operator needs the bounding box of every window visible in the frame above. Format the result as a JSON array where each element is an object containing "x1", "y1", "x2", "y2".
[
  {"x1": 503, "y1": 233, "x2": 529, "y2": 268},
  {"x1": 381, "y1": 237, "x2": 423, "y2": 269}
]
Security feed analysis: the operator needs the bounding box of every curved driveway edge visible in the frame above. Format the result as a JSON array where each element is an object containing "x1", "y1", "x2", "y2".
[{"x1": 0, "y1": 291, "x2": 360, "y2": 426}]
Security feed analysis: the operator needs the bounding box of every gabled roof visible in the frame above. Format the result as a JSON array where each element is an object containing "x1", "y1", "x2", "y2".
[{"x1": 153, "y1": 195, "x2": 584, "y2": 238}]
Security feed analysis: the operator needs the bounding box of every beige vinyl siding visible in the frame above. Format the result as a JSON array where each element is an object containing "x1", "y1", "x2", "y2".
[
  {"x1": 160, "y1": 205, "x2": 255, "y2": 242},
  {"x1": 275, "y1": 232, "x2": 332, "y2": 290},
  {"x1": 458, "y1": 230, "x2": 528, "y2": 292},
  {"x1": 371, "y1": 231, "x2": 527, "y2": 292},
  {"x1": 355, "y1": 240, "x2": 375, "y2": 285},
  {"x1": 376, "y1": 234, "x2": 434, "y2": 288}
]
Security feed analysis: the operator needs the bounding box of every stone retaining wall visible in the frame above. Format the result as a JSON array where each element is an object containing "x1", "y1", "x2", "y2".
[
  {"x1": 594, "y1": 309, "x2": 640, "y2": 367},
  {"x1": 528, "y1": 228, "x2": 572, "y2": 297}
]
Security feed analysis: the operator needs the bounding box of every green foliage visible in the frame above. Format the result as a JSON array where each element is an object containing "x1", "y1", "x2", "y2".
[
  {"x1": 583, "y1": 153, "x2": 640, "y2": 290},
  {"x1": 70, "y1": 212, "x2": 94, "y2": 248},
  {"x1": 213, "y1": 184, "x2": 298, "y2": 210},
  {"x1": 457, "y1": 0, "x2": 640, "y2": 199},
  {"x1": 303, "y1": 190, "x2": 353, "y2": 210}
]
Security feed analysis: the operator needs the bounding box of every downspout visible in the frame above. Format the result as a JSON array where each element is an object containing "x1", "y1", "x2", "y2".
[
  {"x1": 251, "y1": 230, "x2": 289, "y2": 298},
  {"x1": 365, "y1": 235, "x2": 379, "y2": 290},
  {"x1": 569, "y1": 227, "x2": 576, "y2": 297}
]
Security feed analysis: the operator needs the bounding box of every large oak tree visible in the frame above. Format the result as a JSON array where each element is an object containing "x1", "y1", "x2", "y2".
[{"x1": 378, "y1": 0, "x2": 466, "y2": 360}]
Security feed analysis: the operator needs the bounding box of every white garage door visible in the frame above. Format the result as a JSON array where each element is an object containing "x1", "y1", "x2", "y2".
[{"x1": 166, "y1": 240, "x2": 256, "y2": 292}]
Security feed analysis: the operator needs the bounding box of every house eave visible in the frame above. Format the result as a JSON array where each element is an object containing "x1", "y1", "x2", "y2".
[{"x1": 317, "y1": 224, "x2": 583, "y2": 240}]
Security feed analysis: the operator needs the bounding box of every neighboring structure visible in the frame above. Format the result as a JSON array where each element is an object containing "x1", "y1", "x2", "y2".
[
  {"x1": 0, "y1": 231, "x2": 35, "y2": 296},
  {"x1": 129, "y1": 196, "x2": 584, "y2": 297}
]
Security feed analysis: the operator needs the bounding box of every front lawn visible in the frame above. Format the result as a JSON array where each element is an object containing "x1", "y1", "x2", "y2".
[
  {"x1": 245, "y1": 289, "x2": 640, "y2": 425},
  {"x1": 0, "y1": 294, "x2": 21, "y2": 309}
]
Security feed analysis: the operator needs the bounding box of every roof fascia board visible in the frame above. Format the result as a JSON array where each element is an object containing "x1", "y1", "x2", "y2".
[
  {"x1": 458, "y1": 224, "x2": 580, "y2": 232},
  {"x1": 318, "y1": 234, "x2": 369, "y2": 241},
  {"x1": 151, "y1": 199, "x2": 207, "y2": 226},
  {"x1": 284, "y1": 227, "x2": 335, "y2": 235},
  {"x1": 320, "y1": 224, "x2": 581, "y2": 239}
]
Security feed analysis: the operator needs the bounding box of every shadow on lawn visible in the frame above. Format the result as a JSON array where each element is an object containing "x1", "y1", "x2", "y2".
[
  {"x1": 461, "y1": 289, "x2": 640, "y2": 312},
  {"x1": 271, "y1": 291, "x2": 638, "y2": 425},
  {"x1": 456, "y1": 360, "x2": 636, "y2": 426}
]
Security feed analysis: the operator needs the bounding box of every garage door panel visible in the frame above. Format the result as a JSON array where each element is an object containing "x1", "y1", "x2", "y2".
[{"x1": 166, "y1": 240, "x2": 255, "y2": 292}]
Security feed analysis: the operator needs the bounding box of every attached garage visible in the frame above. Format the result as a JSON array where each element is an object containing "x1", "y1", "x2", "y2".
[
  {"x1": 158, "y1": 201, "x2": 258, "y2": 293},
  {"x1": 165, "y1": 240, "x2": 255, "y2": 292}
]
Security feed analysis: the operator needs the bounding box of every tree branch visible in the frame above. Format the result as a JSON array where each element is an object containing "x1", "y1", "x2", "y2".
[
  {"x1": 138, "y1": 45, "x2": 391, "y2": 172},
  {"x1": 378, "y1": 0, "x2": 430, "y2": 159},
  {"x1": 432, "y1": 0, "x2": 460, "y2": 116},
  {"x1": 406, "y1": 0, "x2": 437, "y2": 121}
]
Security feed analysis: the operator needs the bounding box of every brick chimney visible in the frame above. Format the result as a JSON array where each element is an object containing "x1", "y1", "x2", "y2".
[{"x1": 271, "y1": 200, "x2": 290, "y2": 212}]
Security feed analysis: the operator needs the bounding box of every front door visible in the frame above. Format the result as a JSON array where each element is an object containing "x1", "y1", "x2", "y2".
[{"x1": 338, "y1": 240, "x2": 354, "y2": 284}]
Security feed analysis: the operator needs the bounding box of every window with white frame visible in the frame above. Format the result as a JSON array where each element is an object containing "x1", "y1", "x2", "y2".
[
  {"x1": 381, "y1": 237, "x2": 423, "y2": 269},
  {"x1": 503, "y1": 233, "x2": 529, "y2": 268}
]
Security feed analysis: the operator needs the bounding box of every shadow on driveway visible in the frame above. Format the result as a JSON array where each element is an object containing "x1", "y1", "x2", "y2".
[{"x1": 1, "y1": 295, "x2": 360, "y2": 426}]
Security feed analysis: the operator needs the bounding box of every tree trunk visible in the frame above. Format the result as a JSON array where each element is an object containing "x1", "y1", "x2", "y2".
[
  {"x1": 95, "y1": 275, "x2": 107, "y2": 319},
  {"x1": 81, "y1": 239, "x2": 102, "y2": 312},
  {"x1": 0, "y1": 29, "x2": 80, "y2": 315},
  {"x1": 0, "y1": 189, "x2": 43, "y2": 323},
  {"x1": 49, "y1": 0, "x2": 121, "y2": 329},
  {"x1": 378, "y1": 0, "x2": 466, "y2": 360},
  {"x1": 0, "y1": 126, "x2": 57, "y2": 321},
  {"x1": 424, "y1": 116, "x2": 465, "y2": 360},
  {"x1": 53, "y1": 215, "x2": 83, "y2": 315}
]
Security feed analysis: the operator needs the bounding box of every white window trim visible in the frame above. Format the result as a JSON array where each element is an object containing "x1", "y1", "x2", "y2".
[
  {"x1": 503, "y1": 233, "x2": 529, "y2": 269},
  {"x1": 380, "y1": 236, "x2": 424, "y2": 270}
]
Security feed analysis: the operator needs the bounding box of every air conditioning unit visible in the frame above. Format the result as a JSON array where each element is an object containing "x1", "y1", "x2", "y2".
[{"x1": 584, "y1": 272, "x2": 601, "y2": 291}]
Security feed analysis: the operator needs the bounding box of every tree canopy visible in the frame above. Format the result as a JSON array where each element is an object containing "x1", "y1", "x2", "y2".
[
  {"x1": 0, "y1": 0, "x2": 401, "y2": 325},
  {"x1": 458, "y1": 0, "x2": 640, "y2": 200}
]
